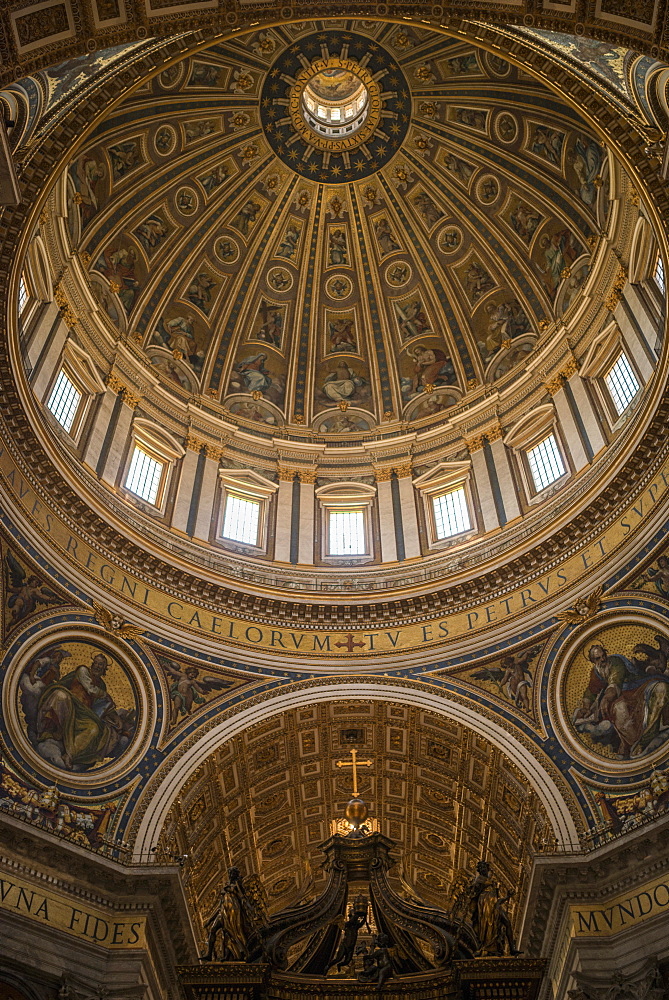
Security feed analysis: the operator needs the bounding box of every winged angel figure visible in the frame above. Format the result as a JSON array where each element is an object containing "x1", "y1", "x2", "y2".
[
  {"x1": 158, "y1": 655, "x2": 235, "y2": 725},
  {"x1": 555, "y1": 586, "x2": 603, "y2": 624},
  {"x1": 92, "y1": 601, "x2": 145, "y2": 641},
  {"x1": 4, "y1": 551, "x2": 62, "y2": 625}
]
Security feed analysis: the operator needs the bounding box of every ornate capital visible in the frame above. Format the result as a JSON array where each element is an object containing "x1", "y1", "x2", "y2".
[
  {"x1": 106, "y1": 373, "x2": 125, "y2": 395},
  {"x1": 205, "y1": 444, "x2": 223, "y2": 462},
  {"x1": 393, "y1": 463, "x2": 413, "y2": 479},
  {"x1": 485, "y1": 424, "x2": 503, "y2": 443},
  {"x1": 278, "y1": 467, "x2": 297, "y2": 482},
  {"x1": 298, "y1": 469, "x2": 318, "y2": 484},
  {"x1": 544, "y1": 374, "x2": 564, "y2": 396},
  {"x1": 374, "y1": 467, "x2": 394, "y2": 482},
  {"x1": 123, "y1": 390, "x2": 140, "y2": 409},
  {"x1": 54, "y1": 285, "x2": 77, "y2": 328},
  {"x1": 186, "y1": 434, "x2": 203, "y2": 452},
  {"x1": 561, "y1": 356, "x2": 579, "y2": 380},
  {"x1": 465, "y1": 435, "x2": 485, "y2": 453}
]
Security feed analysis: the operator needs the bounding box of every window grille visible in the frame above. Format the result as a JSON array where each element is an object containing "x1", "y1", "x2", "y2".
[
  {"x1": 655, "y1": 256, "x2": 665, "y2": 295},
  {"x1": 432, "y1": 488, "x2": 471, "y2": 539},
  {"x1": 222, "y1": 493, "x2": 261, "y2": 545},
  {"x1": 47, "y1": 370, "x2": 81, "y2": 432},
  {"x1": 527, "y1": 434, "x2": 565, "y2": 492},
  {"x1": 125, "y1": 446, "x2": 165, "y2": 505},
  {"x1": 605, "y1": 352, "x2": 639, "y2": 415},
  {"x1": 18, "y1": 276, "x2": 29, "y2": 314},
  {"x1": 329, "y1": 509, "x2": 366, "y2": 555}
]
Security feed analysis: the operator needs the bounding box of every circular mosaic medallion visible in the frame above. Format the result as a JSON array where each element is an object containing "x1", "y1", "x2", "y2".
[
  {"x1": 325, "y1": 274, "x2": 353, "y2": 299},
  {"x1": 495, "y1": 112, "x2": 518, "y2": 144},
  {"x1": 260, "y1": 30, "x2": 411, "y2": 182},
  {"x1": 385, "y1": 261, "x2": 412, "y2": 287},
  {"x1": 214, "y1": 235, "x2": 240, "y2": 264},
  {"x1": 438, "y1": 225, "x2": 463, "y2": 254},
  {"x1": 154, "y1": 125, "x2": 177, "y2": 157},
  {"x1": 267, "y1": 266, "x2": 294, "y2": 292},
  {"x1": 175, "y1": 186, "x2": 199, "y2": 216},
  {"x1": 476, "y1": 174, "x2": 500, "y2": 205},
  {"x1": 552, "y1": 612, "x2": 669, "y2": 772}
]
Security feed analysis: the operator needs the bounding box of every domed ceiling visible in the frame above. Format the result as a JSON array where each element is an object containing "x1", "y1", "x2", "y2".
[{"x1": 67, "y1": 19, "x2": 607, "y2": 437}]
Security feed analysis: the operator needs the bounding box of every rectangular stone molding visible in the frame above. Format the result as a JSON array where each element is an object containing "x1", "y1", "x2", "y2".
[
  {"x1": 553, "y1": 385, "x2": 589, "y2": 472},
  {"x1": 81, "y1": 387, "x2": 118, "y2": 470},
  {"x1": 376, "y1": 478, "x2": 398, "y2": 562},
  {"x1": 193, "y1": 452, "x2": 220, "y2": 542},
  {"x1": 488, "y1": 437, "x2": 521, "y2": 522},
  {"x1": 273, "y1": 477, "x2": 294, "y2": 562},
  {"x1": 615, "y1": 294, "x2": 656, "y2": 381},
  {"x1": 469, "y1": 447, "x2": 499, "y2": 532},
  {"x1": 100, "y1": 397, "x2": 134, "y2": 487},
  {"x1": 298, "y1": 480, "x2": 315, "y2": 565},
  {"x1": 31, "y1": 312, "x2": 68, "y2": 399},
  {"x1": 566, "y1": 372, "x2": 606, "y2": 456},
  {"x1": 396, "y1": 473, "x2": 420, "y2": 559},
  {"x1": 171, "y1": 446, "x2": 201, "y2": 534}
]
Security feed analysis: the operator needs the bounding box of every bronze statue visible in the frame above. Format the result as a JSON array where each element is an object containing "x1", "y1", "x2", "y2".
[
  {"x1": 357, "y1": 933, "x2": 393, "y2": 987},
  {"x1": 325, "y1": 894, "x2": 370, "y2": 973},
  {"x1": 462, "y1": 861, "x2": 521, "y2": 957},
  {"x1": 201, "y1": 866, "x2": 265, "y2": 962}
]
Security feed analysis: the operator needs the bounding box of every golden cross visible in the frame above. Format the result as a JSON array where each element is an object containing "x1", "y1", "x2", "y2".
[{"x1": 335, "y1": 748, "x2": 373, "y2": 797}]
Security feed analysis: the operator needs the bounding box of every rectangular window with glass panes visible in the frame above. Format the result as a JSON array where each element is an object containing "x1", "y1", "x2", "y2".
[
  {"x1": 125, "y1": 445, "x2": 166, "y2": 505},
  {"x1": 604, "y1": 352, "x2": 640, "y2": 416},
  {"x1": 432, "y1": 487, "x2": 471, "y2": 540},
  {"x1": 527, "y1": 434, "x2": 566, "y2": 492},
  {"x1": 328, "y1": 508, "x2": 366, "y2": 555},
  {"x1": 47, "y1": 370, "x2": 82, "y2": 433},
  {"x1": 222, "y1": 493, "x2": 261, "y2": 546}
]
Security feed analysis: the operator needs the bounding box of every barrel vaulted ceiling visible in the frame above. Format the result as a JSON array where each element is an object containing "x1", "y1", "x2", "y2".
[{"x1": 66, "y1": 20, "x2": 609, "y2": 434}]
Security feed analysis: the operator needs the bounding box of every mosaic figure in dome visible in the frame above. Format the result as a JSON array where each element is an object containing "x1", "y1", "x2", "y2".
[
  {"x1": 566, "y1": 134, "x2": 604, "y2": 206},
  {"x1": 412, "y1": 190, "x2": 445, "y2": 227},
  {"x1": 537, "y1": 226, "x2": 581, "y2": 296},
  {"x1": 445, "y1": 53, "x2": 479, "y2": 75},
  {"x1": 108, "y1": 140, "x2": 141, "y2": 182},
  {"x1": 250, "y1": 302, "x2": 285, "y2": 350},
  {"x1": 508, "y1": 200, "x2": 542, "y2": 244},
  {"x1": 186, "y1": 272, "x2": 217, "y2": 314},
  {"x1": 394, "y1": 296, "x2": 432, "y2": 341},
  {"x1": 17, "y1": 640, "x2": 138, "y2": 772},
  {"x1": 95, "y1": 242, "x2": 143, "y2": 313},
  {"x1": 134, "y1": 213, "x2": 171, "y2": 255},
  {"x1": 328, "y1": 227, "x2": 349, "y2": 266},
  {"x1": 189, "y1": 63, "x2": 222, "y2": 87},
  {"x1": 373, "y1": 216, "x2": 400, "y2": 256},
  {"x1": 480, "y1": 298, "x2": 531, "y2": 361},
  {"x1": 200, "y1": 163, "x2": 230, "y2": 196},
  {"x1": 442, "y1": 151, "x2": 475, "y2": 186},
  {"x1": 403, "y1": 344, "x2": 455, "y2": 398},
  {"x1": 328, "y1": 314, "x2": 357, "y2": 354},
  {"x1": 231, "y1": 198, "x2": 263, "y2": 237},
  {"x1": 322, "y1": 361, "x2": 367, "y2": 404},
  {"x1": 464, "y1": 260, "x2": 496, "y2": 303},
  {"x1": 70, "y1": 152, "x2": 106, "y2": 227},
  {"x1": 276, "y1": 222, "x2": 301, "y2": 260},
  {"x1": 529, "y1": 125, "x2": 564, "y2": 166}
]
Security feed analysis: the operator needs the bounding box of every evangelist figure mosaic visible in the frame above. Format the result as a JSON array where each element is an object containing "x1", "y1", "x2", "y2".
[
  {"x1": 562, "y1": 624, "x2": 669, "y2": 761},
  {"x1": 16, "y1": 639, "x2": 138, "y2": 773}
]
